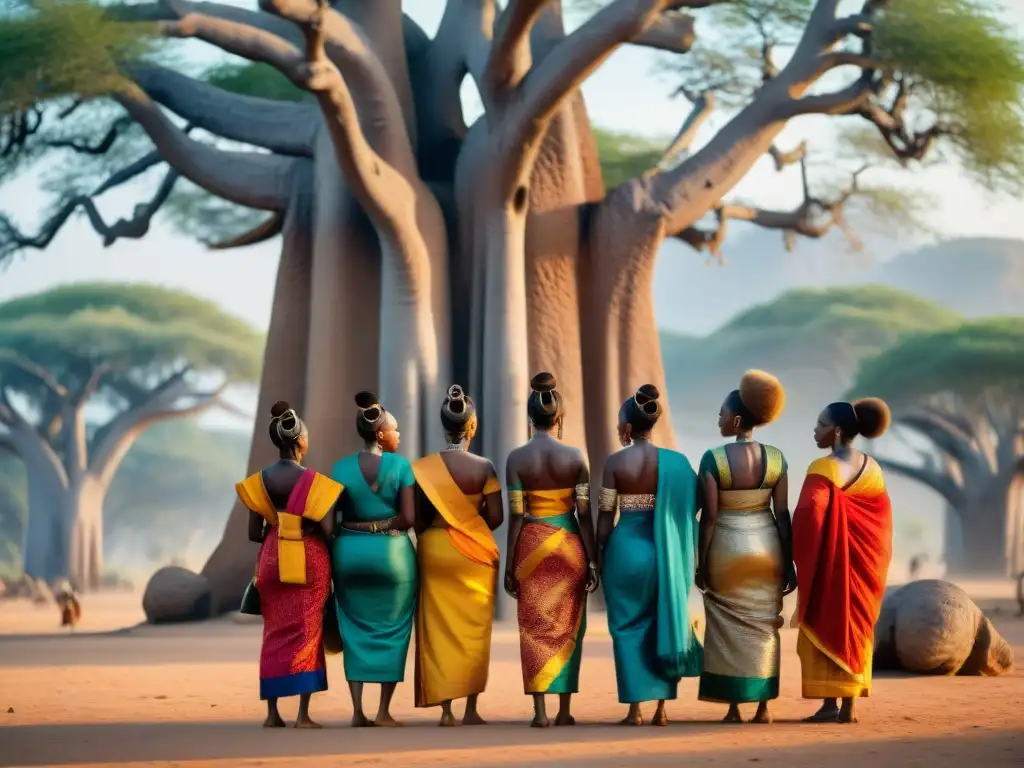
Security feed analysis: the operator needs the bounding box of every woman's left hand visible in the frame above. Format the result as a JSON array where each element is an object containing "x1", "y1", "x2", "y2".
[
  {"x1": 585, "y1": 562, "x2": 600, "y2": 593},
  {"x1": 782, "y1": 562, "x2": 798, "y2": 596}
]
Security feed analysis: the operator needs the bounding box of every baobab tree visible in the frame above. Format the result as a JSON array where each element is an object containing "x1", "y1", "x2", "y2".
[
  {"x1": 850, "y1": 317, "x2": 1024, "y2": 575},
  {"x1": 0, "y1": 283, "x2": 260, "y2": 589},
  {"x1": 2, "y1": 0, "x2": 1023, "y2": 615}
]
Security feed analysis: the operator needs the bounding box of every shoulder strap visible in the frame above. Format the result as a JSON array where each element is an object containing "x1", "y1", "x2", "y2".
[
  {"x1": 762, "y1": 445, "x2": 786, "y2": 489},
  {"x1": 711, "y1": 445, "x2": 733, "y2": 490}
]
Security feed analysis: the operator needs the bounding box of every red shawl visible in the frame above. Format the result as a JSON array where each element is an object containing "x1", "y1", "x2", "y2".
[{"x1": 793, "y1": 456, "x2": 892, "y2": 675}]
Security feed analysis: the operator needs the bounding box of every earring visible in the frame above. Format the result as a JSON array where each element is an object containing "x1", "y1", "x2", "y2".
[
  {"x1": 834, "y1": 429, "x2": 841, "y2": 442},
  {"x1": 557, "y1": 421, "x2": 563, "y2": 441}
]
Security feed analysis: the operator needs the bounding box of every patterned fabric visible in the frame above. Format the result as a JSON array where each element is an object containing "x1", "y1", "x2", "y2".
[
  {"x1": 514, "y1": 490, "x2": 587, "y2": 694},
  {"x1": 698, "y1": 442, "x2": 788, "y2": 704}
]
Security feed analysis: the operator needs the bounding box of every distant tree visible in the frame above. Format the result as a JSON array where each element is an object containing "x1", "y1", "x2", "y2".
[
  {"x1": 0, "y1": 283, "x2": 261, "y2": 589},
  {"x1": 662, "y1": 285, "x2": 960, "y2": 419},
  {"x1": 849, "y1": 318, "x2": 1024, "y2": 575}
]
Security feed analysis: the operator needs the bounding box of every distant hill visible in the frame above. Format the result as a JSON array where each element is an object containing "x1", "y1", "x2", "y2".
[{"x1": 653, "y1": 231, "x2": 1024, "y2": 334}]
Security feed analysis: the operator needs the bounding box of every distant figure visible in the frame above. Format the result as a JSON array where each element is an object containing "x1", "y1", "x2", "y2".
[
  {"x1": 55, "y1": 580, "x2": 81, "y2": 630},
  {"x1": 908, "y1": 554, "x2": 928, "y2": 581},
  {"x1": 698, "y1": 370, "x2": 793, "y2": 725},
  {"x1": 793, "y1": 398, "x2": 894, "y2": 725},
  {"x1": 236, "y1": 401, "x2": 341, "y2": 729}
]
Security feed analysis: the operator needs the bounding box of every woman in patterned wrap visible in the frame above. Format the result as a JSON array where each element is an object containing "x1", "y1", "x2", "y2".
[
  {"x1": 236, "y1": 401, "x2": 342, "y2": 728},
  {"x1": 698, "y1": 370, "x2": 794, "y2": 724},
  {"x1": 504, "y1": 372, "x2": 599, "y2": 728}
]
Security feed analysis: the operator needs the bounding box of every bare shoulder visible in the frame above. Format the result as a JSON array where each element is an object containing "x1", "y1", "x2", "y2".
[
  {"x1": 603, "y1": 448, "x2": 624, "y2": 471},
  {"x1": 505, "y1": 443, "x2": 528, "y2": 468}
]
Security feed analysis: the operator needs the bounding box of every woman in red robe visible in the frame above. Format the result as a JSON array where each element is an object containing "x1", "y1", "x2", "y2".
[{"x1": 792, "y1": 398, "x2": 893, "y2": 725}]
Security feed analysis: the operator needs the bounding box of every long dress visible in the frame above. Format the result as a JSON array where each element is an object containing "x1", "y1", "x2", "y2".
[
  {"x1": 330, "y1": 452, "x2": 418, "y2": 684},
  {"x1": 793, "y1": 455, "x2": 892, "y2": 699},
  {"x1": 698, "y1": 443, "x2": 787, "y2": 704},
  {"x1": 412, "y1": 454, "x2": 501, "y2": 707},
  {"x1": 603, "y1": 447, "x2": 704, "y2": 703},
  {"x1": 512, "y1": 488, "x2": 588, "y2": 694},
  {"x1": 236, "y1": 468, "x2": 341, "y2": 700}
]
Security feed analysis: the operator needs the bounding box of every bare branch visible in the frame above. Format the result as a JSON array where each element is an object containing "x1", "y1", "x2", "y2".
[
  {"x1": 897, "y1": 406, "x2": 987, "y2": 474},
  {"x1": 67, "y1": 362, "x2": 111, "y2": 410},
  {"x1": 45, "y1": 117, "x2": 132, "y2": 156},
  {"x1": 113, "y1": 84, "x2": 298, "y2": 211},
  {"x1": 787, "y1": 80, "x2": 873, "y2": 117},
  {"x1": 108, "y1": 0, "x2": 301, "y2": 45},
  {"x1": 0, "y1": 352, "x2": 67, "y2": 399},
  {"x1": 159, "y1": 12, "x2": 305, "y2": 77},
  {"x1": 485, "y1": 0, "x2": 550, "y2": 95},
  {"x1": 633, "y1": 10, "x2": 696, "y2": 54},
  {"x1": 206, "y1": 211, "x2": 285, "y2": 250},
  {"x1": 0, "y1": 167, "x2": 181, "y2": 259},
  {"x1": 0, "y1": 108, "x2": 44, "y2": 159},
  {"x1": 874, "y1": 454, "x2": 966, "y2": 510},
  {"x1": 768, "y1": 141, "x2": 807, "y2": 171},
  {"x1": 646, "y1": 89, "x2": 715, "y2": 174},
  {"x1": 92, "y1": 124, "x2": 195, "y2": 195},
  {"x1": 130, "y1": 64, "x2": 317, "y2": 156}
]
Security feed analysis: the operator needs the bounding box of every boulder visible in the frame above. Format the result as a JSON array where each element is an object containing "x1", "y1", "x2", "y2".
[
  {"x1": 873, "y1": 579, "x2": 1014, "y2": 676},
  {"x1": 142, "y1": 566, "x2": 213, "y2": 624}
]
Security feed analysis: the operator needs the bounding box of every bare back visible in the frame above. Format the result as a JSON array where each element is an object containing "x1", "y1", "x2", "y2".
[
  {"x1": 721, "y1": 442, "x2": 768, "y2": 491},
  {"x1": 507, "y1": 435, "x2": 586, "y2": 490},
  {"x1": 603, "y1": 442, "x2": 660, "y2": 494},
  {"x1": 831, "y1": 449, "x2": 869, "y2": 489}
]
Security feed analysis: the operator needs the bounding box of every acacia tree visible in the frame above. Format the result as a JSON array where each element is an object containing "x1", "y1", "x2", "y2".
[
  {"x1": 849, "y1": 318, "x2": 1024, "y2": 576},
  {"x1": 2, "y1": 0, "x2": 1023, "y2": 613},
  {"x1": 0, "y1": 283, "x2": 261, "y2": 589}
]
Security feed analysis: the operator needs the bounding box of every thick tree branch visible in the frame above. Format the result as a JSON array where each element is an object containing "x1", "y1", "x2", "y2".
[
  {"x1": 130, "y1": 64, "x2": 317, "y2": 157},
  {"x1": 645, "y1": 89, "x2": 715, "y2": 174},
  {"x1": 0, "y1": 167, "x2": 181, "y2": 259},
  {"x1": 896, "y1": 406, "x2": 987, "y2": 474},
  {"x1": 113, "y1": 83, "x2": 298, "y2": 211},
  {"x1": 874, "y1": 454, "x2": 966, "y2": 510},
  {"x1": 0, "y1": 388, "x2": 69, "y2": 486},
  {"x1": 485, "y1": 0, "x2": 549, "y2": 95},
  {"x1": 768, "y1": 141, "x2": 807, "y2": 171},
  {"x1": 206, "y1": 211, "x2": 285, "y2": 250},
  {"x1": 633, "y1": 10, "x2": 696, "y2": 54},
  {"x1": 0, "y1": 352, "x2": 67, "y2": 399},
  {"x1": 110, "y1": 0, "x2": 301, "y2": 45},
  {"x1": 159, "y1": 12, "x2": 305, "y2": 76}
]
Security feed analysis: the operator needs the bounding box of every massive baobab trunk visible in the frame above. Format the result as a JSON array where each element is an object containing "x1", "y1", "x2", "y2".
[{"x1": 105, "y1": 0, "x2": 938, "y2": 615}]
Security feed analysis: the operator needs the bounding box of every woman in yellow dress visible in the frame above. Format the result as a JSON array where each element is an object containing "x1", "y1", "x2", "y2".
[
  {"x1": 698, "y1": 370, "x2": 794, "y2": 724},
  {"x1": 413, "y1": 385, "x2": 504, "y2": 726},
  {"x1": 505, "y1": 372, "x2": 599, "y2": 728}
]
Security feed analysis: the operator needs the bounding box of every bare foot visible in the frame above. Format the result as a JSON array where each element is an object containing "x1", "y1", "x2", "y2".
[
  {"x1": 554, "y1": 712, "x2": 576, "y2": 726},
  {"x1": 619, "y1": 711, "x2": 644, "y2": 726},
  {"x1": 651, "y1": 709, "x2": 668, "y2": 727},
  {"x1": 721, "y1": 708, "x2": 743, "y2": 724},
  {"x1": 531, "y1": 714, "x2": 551, "y2": 728},
  {"x1": 751, "y1": 707, "x2": 772, "y2": 724},
  {"x1": 263, "y1": 713, "x2": 286, "y2": 728},
  {"x1": 462, "y1": 712, "x2": 488, "y2": 726},
  {"x1": 351, "y1": 712, "x2": 373, "y2": 728},
  {"x1": 374, "y1": 713, "x2": 403, "y2": 727},
  {"x1": 294, "y1": 716, "x2": 322, "y2": 729},
  {"x1": 802, "y1": 707, "x2": 839, "y2": 724},
  {"x1": 838, "y1": 705, "x2": 858, "y2": 724},
  {"x1": 439, "y1": 711, "x2": 457, "y2": 727}
]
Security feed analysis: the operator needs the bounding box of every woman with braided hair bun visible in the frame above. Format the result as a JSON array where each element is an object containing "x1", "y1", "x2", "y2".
[
  {"x1": 505, "y1": 372, "x2": 598, "y2": 728},
  {"x1": 412, "y1": 385, "x2": 504, "y2": 727},
  {"x1": 794, "y1": 397, "x2": 894, "y2": 725},
  {"x1": 236, "y1": 401, "x2": 343, "y2": 729},
  {"x1": 698, "y1": 370, "x2": 792, "y2": 724},
  {"x1": 598, "y1": 384, "x2": 703, "y2": 727},
  {"x1": 329, "y1": 392, "x2": 417, "y2": 727}
]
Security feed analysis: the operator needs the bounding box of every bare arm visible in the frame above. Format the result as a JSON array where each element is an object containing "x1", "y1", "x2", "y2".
[
  {"x1": 394, "y1": 485, "x2": 416, "y2": 532},
  {"x1": 318, "y1": 491, "x2": 341, "y2": 540},
  {"x1": 771, "y1": 471, "x2": 796, "y2": 594},
  {"x1": 596, "y1": 460, "x2": 618, "y2": 573},
  {"x1": 698, "y1": 472, "x2": 719, "y2": 581},
  {"x1": 247, "y1": 511, "x2": 265, "y2": 543},
  {"x1": 504, "y1": 455, "x2": 525, "y2": 597},
  {"x1": 482, "y1": 462, "x2": 505, "y2": 532},
  {"x1": 574, "y1": 457, "x2": 598, "y2": 580},
  {"x1": 413, "y1": 485, "x2": 431, "y2": 535}
]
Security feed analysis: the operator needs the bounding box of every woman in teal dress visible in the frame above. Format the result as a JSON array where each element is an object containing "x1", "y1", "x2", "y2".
[
  {"x1": 598, "y1": 385, "x2": 703, "y2": 726},
  {"x1": 331, "y1": 391, "x2": 417, "y2": 727}
]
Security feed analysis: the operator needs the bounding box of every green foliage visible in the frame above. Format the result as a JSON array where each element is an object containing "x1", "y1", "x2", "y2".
[
  {"x1": 872, "y1": 0, "x2": 1024, "y2": 193},
  {"x1": 593, "y1": 128, "x2": 666, "y2": 189},
  {"x1": 204, "y1": 61, "x2": 305, "y2": 103},
  {"x1": 663, "y1": 285, "x2": 961, "y2": 414},
  {"x1": 0, "y1": 283, "x2": 262, "y2": 398},
  {"x1": 0, "y1": 0, "x2": 152, "y2": 112},
  {"x1": 848, "y1": 316, "x2": 1024, "y2": 404}
]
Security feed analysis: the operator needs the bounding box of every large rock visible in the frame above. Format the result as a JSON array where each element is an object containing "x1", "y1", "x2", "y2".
[
  {"x1": 142, "y1": 566, "x2": 213, "y2": 624},
  {"x1": 873, "y1": 579, "x2": 1014, "y2": 676}
]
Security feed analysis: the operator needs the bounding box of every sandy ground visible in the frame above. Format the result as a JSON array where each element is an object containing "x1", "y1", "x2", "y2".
[{"x1": 1, "y1": 587, "x2": 1022, "y2": 768}]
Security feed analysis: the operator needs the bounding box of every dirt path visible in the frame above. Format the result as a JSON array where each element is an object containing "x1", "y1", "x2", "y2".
[{"x1": 1, "y1": 606, "x2": 1022, "y2": 768}]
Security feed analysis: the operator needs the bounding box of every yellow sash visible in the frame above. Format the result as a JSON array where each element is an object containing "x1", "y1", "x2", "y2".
[
  {"x1": 235, "y1": 471, "x2": 343, "y2": 584},
  {"x1": 413, "y1": 454, "x2": 500, "y2": 567}
]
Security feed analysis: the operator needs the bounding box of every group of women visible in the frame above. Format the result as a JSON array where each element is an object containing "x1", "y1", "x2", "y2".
[{"x1": 237, "y1": 369, "x2": 894, "y2": 730}]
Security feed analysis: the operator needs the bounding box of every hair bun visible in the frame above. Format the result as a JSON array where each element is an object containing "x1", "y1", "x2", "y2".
[
  {"x1": 530, "y1": 372, "x2": 557, "y2": 394},
  {"x1": 354, "y1": 391, "x2": 378, "y2": 409},
  {"x1": 635, "y1": 384, "x2": 660, "y2": 405},
  {"x1": 270, "y1": 400, "x2": 291, "y2": 418},
  {"x1": 738, "y1": 369, "x2": 786, "y2": 427},
  {"x1": 447, "y1": 385, "x2": 464, "y2": 402},
  {"x1": 853, "y1": 397, "x2": 891, "y2": 439}
]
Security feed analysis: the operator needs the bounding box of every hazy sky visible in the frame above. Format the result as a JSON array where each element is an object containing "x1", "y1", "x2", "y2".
[{"x1": 3, "y1": 0, "x2": 1024, "y2": 334}]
